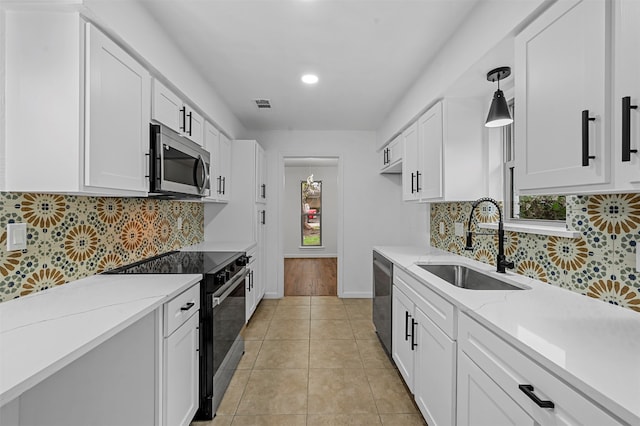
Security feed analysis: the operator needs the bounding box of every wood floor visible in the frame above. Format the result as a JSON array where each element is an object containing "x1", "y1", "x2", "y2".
[{"x1": 284, "y1": 258, "x2": 337, "y2": 296}]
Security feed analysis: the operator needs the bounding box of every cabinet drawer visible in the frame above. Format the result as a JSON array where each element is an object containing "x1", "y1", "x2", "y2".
[
  {"x1": 458, "y1": 313, "x2": 622, "y2": 426},
  {"x1": 394, "y1": 268, "x2": 456, "y2": 339},
  {"x1": 164, "y1": 284, "x2": 200, "y2": 337}
]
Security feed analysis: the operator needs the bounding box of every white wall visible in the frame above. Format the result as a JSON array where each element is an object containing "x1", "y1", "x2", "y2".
[
  {"x1": 377, "y1": 0, "x2": 550, "y2": 148},
  {"x1": 81, "y1": 0, "x2": 245, "y2": 138},
  {"x1": 284, "y1": 165, "x2": 338, "y2": 256},
  {"x1": 247, "y1": 130, "x2": 429, "y2": 299}
]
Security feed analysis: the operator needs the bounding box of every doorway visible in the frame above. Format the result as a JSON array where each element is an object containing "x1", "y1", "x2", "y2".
[{"x1": 281, "y1": 156, "x2": 341, "y2": 297}]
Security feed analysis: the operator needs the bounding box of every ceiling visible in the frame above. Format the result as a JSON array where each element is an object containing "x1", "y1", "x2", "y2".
[
  {"x1": 284, "y1": 157, "x2": 339, "y2": 167},
  {"x1": 139, "y1": 0, "x2": 480, "y2": 132}
]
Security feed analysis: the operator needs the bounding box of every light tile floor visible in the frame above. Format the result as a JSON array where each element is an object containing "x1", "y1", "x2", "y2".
[{"x1": 192, "y1": 296, "x2": 426, "y2": 426}]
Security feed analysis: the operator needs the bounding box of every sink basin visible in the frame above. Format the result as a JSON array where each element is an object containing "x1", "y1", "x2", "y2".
[{"x1": 417, "y1": 264, "x2": 527, "y2": 290}]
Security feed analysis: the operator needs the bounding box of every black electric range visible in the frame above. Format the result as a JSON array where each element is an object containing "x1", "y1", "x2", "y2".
[{"x1": 106, "y1": 250, "x2": 249, "y2": 421}]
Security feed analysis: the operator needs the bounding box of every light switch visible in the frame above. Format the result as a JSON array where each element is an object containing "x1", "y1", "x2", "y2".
[
  {"x1": 7, "y1": 223, "x2": 27, "y2": 251},
  {"x1": 636, "y1": 241, "x2": 639, "y2": 273},
  {"x1": 439, "y1": 221, "x2": 445, "y2": 234},
  {"x1": 455, "y1": 222, "x2": 464, "y2": 237},
  {"x1": 177, "y1": 216, "x2": 183, "y2": 231}
]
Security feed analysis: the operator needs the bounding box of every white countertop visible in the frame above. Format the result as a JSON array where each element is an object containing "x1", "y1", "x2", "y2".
[
  {"x1": 374, "y1": 245, "x2": 640, "y2": 425},
  {"x1": 181, "y1": 240, "x2": 256, "y2": 253},
  {"x1": 0, "y1": 273, "x2": 201, "y2": 406}
]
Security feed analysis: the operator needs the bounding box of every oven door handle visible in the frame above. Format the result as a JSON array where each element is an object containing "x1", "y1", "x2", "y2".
[{"x1": 212, "y1": 267, "x2": 248, "y2": 307}]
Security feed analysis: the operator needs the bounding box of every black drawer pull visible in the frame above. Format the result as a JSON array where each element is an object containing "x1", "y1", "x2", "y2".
[
  {"x1": 518, "y1": 384, "x2": 555, "y2": 409},
  {"x1": 404, "y1": 311, "x2": 411, "y2": 341},
  {"x1": 411, "y1": 318, "x2": 418, "y2": 350},
  {"x1": 622, "y1": 96, "x2": 638, "y2": 162},
  {"x1": 411, "y1": 173, "x2": 415, "y2": 194},
  {"x1": 180, "y1": 302, "x2": 195, "y2": 311},
  {"x1": 581, "y1": 110, "x2": 596, "y2": 166}
]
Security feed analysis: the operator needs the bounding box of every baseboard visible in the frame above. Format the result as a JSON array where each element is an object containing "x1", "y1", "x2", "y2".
[
  {"x1": 284, "y1": 253, "x2": 338, "y2": 258},
  {"x1": 340, "y1": 291, "x2": 372, "y2": 299}
]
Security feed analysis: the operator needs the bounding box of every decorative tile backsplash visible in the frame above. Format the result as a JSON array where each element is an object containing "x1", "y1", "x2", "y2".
[
  {"x1": 430, "y1": 193, "x2": 640, "y2": 313},
  {"x1": 0, "y1": 193, "x2": 204, "y2": 302}
]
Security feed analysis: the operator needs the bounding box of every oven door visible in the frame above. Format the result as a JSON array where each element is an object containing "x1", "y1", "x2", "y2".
[
  {"x1": 212, "y1": 268, "x2": 248, "y2": 377},
  {"x1": 151, "y1": 124, "x2": 210, "y2": 197}
]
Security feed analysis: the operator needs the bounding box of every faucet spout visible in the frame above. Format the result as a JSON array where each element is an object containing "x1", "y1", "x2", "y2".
[{"x1": 465, "y1": 197, "x2": 513, "y2": 273}]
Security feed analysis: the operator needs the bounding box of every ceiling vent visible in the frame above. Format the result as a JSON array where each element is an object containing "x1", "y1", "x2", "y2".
[{"x1": 254, "y1": 99, "x2": 272, "y2": 110}]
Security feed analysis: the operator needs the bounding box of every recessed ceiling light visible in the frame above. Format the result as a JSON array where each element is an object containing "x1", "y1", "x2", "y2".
[{"x1": 301, "y1": 74, "x2": 319, "y2": 85}]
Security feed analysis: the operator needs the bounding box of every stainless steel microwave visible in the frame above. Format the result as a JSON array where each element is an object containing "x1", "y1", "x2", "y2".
[{"x1": 149, "y1": 123, "x2": 210, "y2": 198}]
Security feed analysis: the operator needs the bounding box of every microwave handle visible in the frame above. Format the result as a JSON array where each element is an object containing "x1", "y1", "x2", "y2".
[{"x1": 195, "y1": 154, "x2": 210, "y2": 195}]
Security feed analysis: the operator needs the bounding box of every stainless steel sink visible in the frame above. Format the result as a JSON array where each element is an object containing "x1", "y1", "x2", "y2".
[{"x1": 417, "y1": 264, "x2": 527, "y2": 290}]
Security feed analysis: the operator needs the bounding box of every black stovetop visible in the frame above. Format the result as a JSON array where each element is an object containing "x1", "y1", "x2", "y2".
[{"x1": 105, "y1": 250, "x2": 243, "y2": 275}]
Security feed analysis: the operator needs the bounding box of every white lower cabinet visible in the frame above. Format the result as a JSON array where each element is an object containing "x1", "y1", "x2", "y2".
[
  {"x1": 414, "y1": 308, "x2": 456, "y2": 426},
  {"x1": 246, "y1": 248, "x2": 258, "y2": 322},
  {"x1": 457, "y1": 351, "x2": 535, "y2": 426},
  {"x1": 392, "y1": 268, "x2": 456, "y2": 426},
  {"x1": 162, "y1": 285, "x2": 200, "y2": 426},
  {"x1": 457, "y1": 313, "x2": 623, "y2": 426}
]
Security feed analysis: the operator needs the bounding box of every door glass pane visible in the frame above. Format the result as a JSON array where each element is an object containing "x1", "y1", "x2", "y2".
[{"x1": 301, "y1": 178, "x2": 322, "y2": 246}]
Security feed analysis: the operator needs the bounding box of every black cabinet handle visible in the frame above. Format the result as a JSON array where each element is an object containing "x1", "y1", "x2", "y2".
[
  {"x1": 217, "y1": 176, "x2": 222, "y2": 195},
  {"x1": 187, "y1": 111, "x2": 193, "y2": 136},
  {"x1": 416, "y1": 171, "x2": 421, "y2": 192},
  {"x1": 411, "y1": 318, "x2": 418, "y2": 350},
  {"x1": 181, "y1": 302, "x2": 195, "y2": 311},
  {"x1": 518, "y1": 384, "x2": 554, "y2": 409},
  {"x1": 260, "y1": 210, "x2": 266, "y2": 225},
  {"x1": 404, "y1": 311, "x2": 411, "y2": 340},
  {"x1": 411, "y1": 173, "x2": 415, "y2": 194},
  {"x1": 261, "y1": 184, "x2": 266, "y2": 199},
  {"x1": 222, "y1": 177, "x2": 226, "y2": 195},
  {"x1": 622, "y1": 96, "x2": 638, "y2": 162},
  {"x1": 180, "y1": 107, "x2": 186, "y2": 132},
  {"x1": 581, "y1": 110, "x2": 596, "y2": 166}
]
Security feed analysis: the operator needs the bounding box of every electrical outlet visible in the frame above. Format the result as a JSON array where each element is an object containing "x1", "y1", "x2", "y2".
[
  {"x1": 455, "y1": 222, "x2": 464, "y2": 237},
  {"x1": 7, "y1": 223, "x2": 27, "y2": 251},
  {"x1": 439, "y1": 221, "x2": 445, "y2": 234},
  {"x1": 177, "y1": 217, "x2": 183, "y2": 231}
]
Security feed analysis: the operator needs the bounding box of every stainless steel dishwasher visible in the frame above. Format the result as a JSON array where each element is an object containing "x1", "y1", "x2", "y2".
[{"x1": 372, "y1": 250, "x2": 392, "y2": 357}]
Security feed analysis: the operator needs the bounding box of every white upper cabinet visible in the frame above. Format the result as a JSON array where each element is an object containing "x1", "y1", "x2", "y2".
[
  {"x1": 402, "y1": 122, "x2": 421, "y2": 201},
  {"x1": 613, "y1": 0, "x2": 640, "y2": 189},
  {"x1": 255, "y1": 144, "x2": 267, "y2": 204},
  {"x1": 204, "y1": 121, "x2": 232, "y2": 203},
  {"x1": 402, "y1": 99, "x2": 489, "y2": 202},
  {"x1": 217, "y1": 133, "x2": 232, "y2": 202},
  {"x1": 380, "y1": 134, "x2": 402, "y2": 174},
  {"x1": 515, "y1": 0, "x2": 611, "y2": 194},
  {"x1": 85, "y1": 23, "x2": 150, "y2": 193},
  {"x1": 3, "y1": 11, "x2": 149, "y2": 196},
  {"x1": 152, "y1": 79, "x2": 204, "y2": 147}
]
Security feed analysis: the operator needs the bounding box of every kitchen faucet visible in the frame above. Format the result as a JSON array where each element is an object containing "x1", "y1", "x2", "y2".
[{"x1": 464, "y1": 197, "x2": 514, "y2": 273}]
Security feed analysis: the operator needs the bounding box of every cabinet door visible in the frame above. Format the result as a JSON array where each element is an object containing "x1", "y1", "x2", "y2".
[
  {"x1": 255, "y1": 144, "x2": 267, "y2": 204},
  {"x1": 418, "y1": 102, "x2": 443, "y2": 200},
  {"x1": 185, "y1": 106, "x2": 205, "y2": 147},
  {"x1": 457, "y1": 351, "x2": 535, "y2": 426},
  {"x1": 402, "y1": 122, "x2": 421, "y2": 201},
  {"x1": 85, "y1": 23, "x2": 150, "y2": 193},
  {"x1": 204, "y1": 121, "x2": 220, "y2": 201},
  {"x1": 164, "y1": 312, "x2": 199, "y2": 426},
  {"x1": 515, "y1": 0, "x2": 610, "y2": 192},
  {"x1": 614, "y1": 0, "x2": 640, "y2": 187},
  {"x1": 152, "y1": 79, "x2": 182, "y2": 133},
  {"x1": 413, "y1": 308, "x2": 455, "y2": 426},
  {"x1": 392, "y1": 285, "x2": 415, "y2": 391},
  {"x1": 218, "y1": 134, "x2": 232, "y2": 202}
]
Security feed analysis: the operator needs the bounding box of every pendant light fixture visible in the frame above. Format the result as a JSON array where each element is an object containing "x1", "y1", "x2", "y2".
[{"x1": 485, "y1": 66, "x2": 513, "y2": 128}]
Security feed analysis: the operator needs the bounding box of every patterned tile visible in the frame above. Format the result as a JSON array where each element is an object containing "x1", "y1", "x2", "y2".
[
  {"x1": 0, "y1": 192, "x2": 204, "y2": 302},
  {"x1": 430, "y1": 194, "x2": 640, "y2": 314}
]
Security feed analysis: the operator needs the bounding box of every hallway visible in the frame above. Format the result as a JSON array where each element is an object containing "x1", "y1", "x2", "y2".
[
  {"x1": 284, "y1": 258, "x2": 338, "y2": 296},
  {"x1": 194, "y1": 296, "x2": 425, "y2": 425}
]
